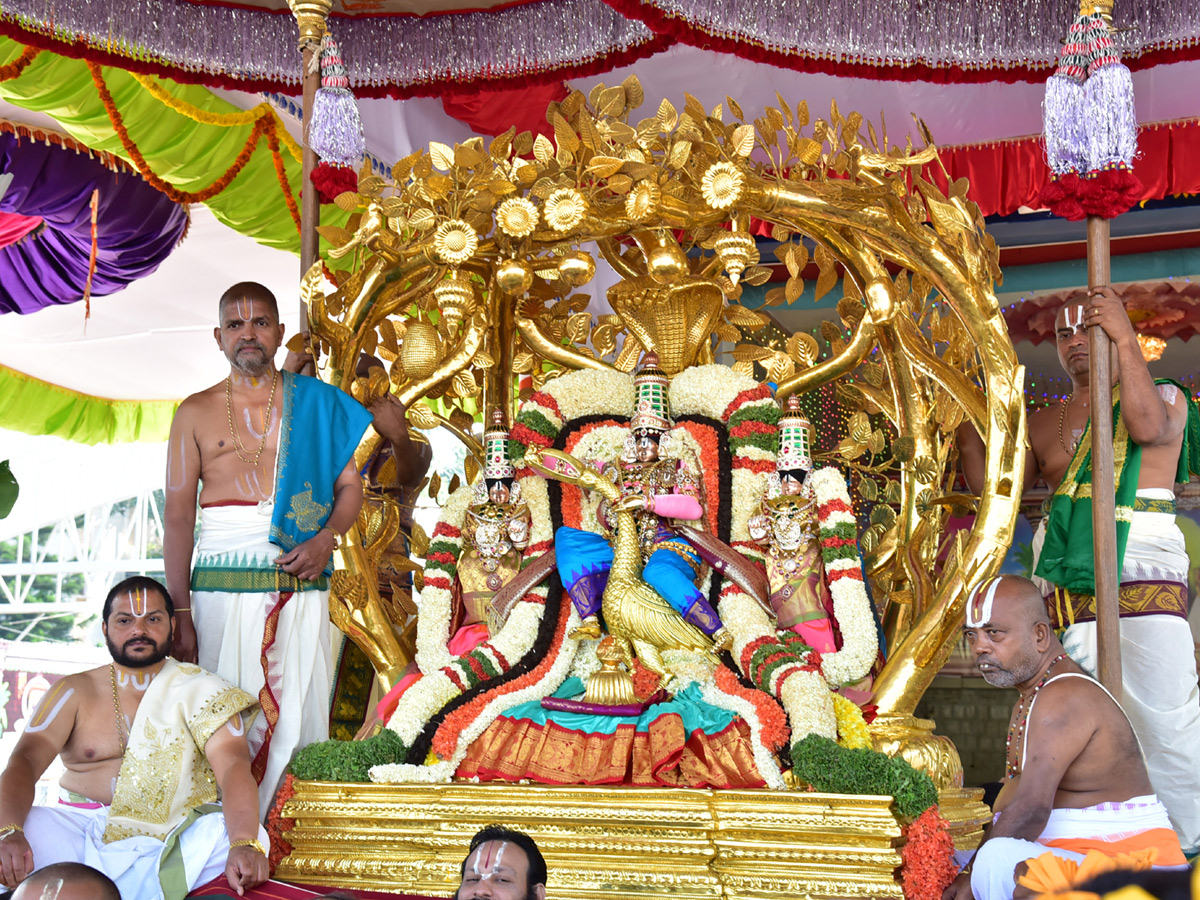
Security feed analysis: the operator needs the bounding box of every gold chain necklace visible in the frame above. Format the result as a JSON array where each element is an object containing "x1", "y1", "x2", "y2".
[
  {"x1": 109, "y1": 664, "x2": 129, "y2": 753},
  {"x1": 1057, "y1": 396, "x2": 1085, "y2": 457},
  {"x1": 225, "y1": 369, "x2": 278, "y2": 467}
]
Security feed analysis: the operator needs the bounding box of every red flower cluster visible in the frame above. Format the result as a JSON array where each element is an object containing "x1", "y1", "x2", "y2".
[
  {"x1": 433, "y1": 590, "x2": 572, "y2": 759},
  {"x1": 714, "y1": 664, "x2": 789, "y2": 750},
  {"x1": 900, "y1": 807, "x2": 958, "y2": 900},
  {"x1": 264, "y1": 773, "x2": 298, "y2": 874}
]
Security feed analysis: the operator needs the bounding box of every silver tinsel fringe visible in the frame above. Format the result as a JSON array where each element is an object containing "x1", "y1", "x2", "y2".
[
  {"x1": 1042, "y1": 72, "x2": 1087, "y2": 176},
  {"x1": 0, "y1": 0, "x2": 657, "y2": 89},
  {"x1": 636, "y1": 0, "x2": 1198, "y2": 69},
  {"x1": 311, "y1": 87, "x2": 365, "y2": 167},
  {"x1": 1083, "y1": 63, "x2": 1138, "y2": 170},
  {"x1": 4, "y1": 0, "x2": 1200, "y2": 89}
]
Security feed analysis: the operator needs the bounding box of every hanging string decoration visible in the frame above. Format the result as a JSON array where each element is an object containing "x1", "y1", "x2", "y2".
[
  {"x1": 309, "y1": 30, "x2": 366, "y2": 202},
  {"x1": 1040, "y1": 4, "x2": 1143, "y2": 220}
]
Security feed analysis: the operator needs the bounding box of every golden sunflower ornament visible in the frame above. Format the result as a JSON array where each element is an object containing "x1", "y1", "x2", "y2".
[
  {"x1": 543, "y1": 188, "x2": 587, "y2": 233},
  {"x1": 701, "y1": 161, "x2": 746, "y2": 210},
  {"x1": 625, "y1": 180, "x2": 661, "y2": 222},
  {"x1": 432, "y1": 219, "x2": 478, "y2": 265},
  {"x1": 495, "y1": 197, "x2": 539, "y2": 239}
]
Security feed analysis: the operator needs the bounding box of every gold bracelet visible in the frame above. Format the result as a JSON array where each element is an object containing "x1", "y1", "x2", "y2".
[
  {"x1": 229, "y1": 838, "x2": 267, "y2": 856},
  {"x1": 174, "y1": 607, "x2": 191, "y2": 612},
  {"x1": 0, "y1": 824, "x2": 24, "y2": 840},
  {"x1": 320, "y1": 525, "x2": 340, "y2": 549}
]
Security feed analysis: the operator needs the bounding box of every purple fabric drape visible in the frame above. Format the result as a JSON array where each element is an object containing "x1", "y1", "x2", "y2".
[{"x1": 0, "y1": 131, "x2": 188, "y2": 315}]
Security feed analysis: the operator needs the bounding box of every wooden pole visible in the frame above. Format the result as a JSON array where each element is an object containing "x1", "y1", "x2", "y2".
[
  {"x1": 300, "y1": 43, "x2": 321, "y2": 306},
  {"x1": 288, "y1": 0, "x2": 330, "y2": 364},
  {"x1": 1087, "y1": 213, "x2": 1122, "y2": 699}
]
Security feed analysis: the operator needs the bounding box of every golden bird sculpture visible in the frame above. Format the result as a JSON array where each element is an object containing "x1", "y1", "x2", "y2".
[{"x1": 525, "y1": 446, "x2": 717, "y2": 691}]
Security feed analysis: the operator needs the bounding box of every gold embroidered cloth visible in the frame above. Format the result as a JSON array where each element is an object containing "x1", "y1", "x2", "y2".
[
  {"x1": 103, "y1": 659, "x2": 257, "y2": 843},
  {"x1": 456, "y1": 714, "x2": 763, "y2": 788},
  {"x1": 1048, "y1": 581, "x2": 1188, "y2": 630}
]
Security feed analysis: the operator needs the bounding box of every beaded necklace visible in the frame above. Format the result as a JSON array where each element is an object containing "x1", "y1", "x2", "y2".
[{"x1": 1005, "y1": 653, "x2": 1068, "y2": 778}]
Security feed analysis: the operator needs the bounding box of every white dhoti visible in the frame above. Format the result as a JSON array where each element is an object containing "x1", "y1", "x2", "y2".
[
  {"x1": 23, "y1": 801, "x2": 268, "y2": 900},
  {"x1": 971, "y1": 796, "x2": 1185, "y2": 900},
  {"x1": 191, "y1": 502, "x2": 334, "y2": 816},
  {"x1": 1032, "y1": 490, "x2": 1200, "y2": 853}
]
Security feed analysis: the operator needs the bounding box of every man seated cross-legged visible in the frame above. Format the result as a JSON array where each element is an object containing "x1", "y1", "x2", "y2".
[
  {"x1": 0, "y1": 576, "x2": 269, "y2": 900},
  {"x1": 943, "y1": 575, "x2": 1186, "y2": 900}
]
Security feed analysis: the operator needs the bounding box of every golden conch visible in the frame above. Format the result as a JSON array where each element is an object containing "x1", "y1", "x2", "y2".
[
  {"x1": 607, "y1": 275, "x2": 724, "y2": 376},
  {"x1": 433, "y1": 270, "x2": 477, "y2": 332},
  {"x1": 400, "y1": 321, "x2": 441, "y2": 379}
]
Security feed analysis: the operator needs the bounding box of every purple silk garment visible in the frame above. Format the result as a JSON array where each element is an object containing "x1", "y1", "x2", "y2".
[{"x1": 0, "y1": 131, "x2": 188, "y2": 314}]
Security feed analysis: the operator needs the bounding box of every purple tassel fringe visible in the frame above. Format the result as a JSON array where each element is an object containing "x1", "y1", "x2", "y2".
[{"x1": 310, "y1": 88, "x2": 365, "y2": 168}]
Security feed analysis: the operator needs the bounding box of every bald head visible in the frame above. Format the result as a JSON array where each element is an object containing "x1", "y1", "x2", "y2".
[
  {"x1": 219, "y1": 282, "x2": 279, "y2": 321},
  {"x1": 965, "y1": 575, "x2": 1049, "y2": 630},
  {"x1": 963, "y1": 576, "x2": 1057, "y2": 689},
  {"x1": 12, "y1": 862, "x2": 121, "y2": 900}
]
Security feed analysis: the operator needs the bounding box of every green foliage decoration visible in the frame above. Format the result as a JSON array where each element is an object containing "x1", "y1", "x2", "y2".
[
  {"x1": 791, "y1": 733, "x2": 939, "y2": 820},
  {"x1": 288, "y1": 729, "x2": 409, "y2": 783}
]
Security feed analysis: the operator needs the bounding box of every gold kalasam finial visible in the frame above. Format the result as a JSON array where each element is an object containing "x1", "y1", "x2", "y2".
[
  {"x1": 1087, "y1": 0, "x2": 1115, "y2": 28},
  {"x1": 287, "y1": 0, "x2": 332, "y2": 49}
]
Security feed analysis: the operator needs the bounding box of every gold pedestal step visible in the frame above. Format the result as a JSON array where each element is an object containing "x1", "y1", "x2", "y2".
[{"x1": 277, "y1": 782, "x2": 989, "y2": 899}]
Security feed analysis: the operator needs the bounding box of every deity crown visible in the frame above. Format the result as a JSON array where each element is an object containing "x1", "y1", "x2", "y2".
[
  {"x1": 483, "y1": 408, "x2": 516, "y2": 481},
  {"x1": 776, "y1": 394, "x2": 813, "y2": 473},
  {"x1": 630, "y1": 350, "x2": 671, "y2": 435}
]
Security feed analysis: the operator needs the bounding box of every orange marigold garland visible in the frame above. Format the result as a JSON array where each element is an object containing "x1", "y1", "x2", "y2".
[
  {"x1": 900, "y1": 807, "x2": 959, "y2": 900},
  {"x1": 0, "y1": 45, "x2": 40, "y2": 82},
  {"x1": 264, "y1": 772, "x2": 298, "y2": 874},
  {"x1": 264, "y1": 119, "x2": 302, "y2": 233},
  {"x1": 88, "y1": 61, "x2": 298, "y2": 222},
  {"x1": 714, "y1": 663, "x2": 789, "y2": 751}
]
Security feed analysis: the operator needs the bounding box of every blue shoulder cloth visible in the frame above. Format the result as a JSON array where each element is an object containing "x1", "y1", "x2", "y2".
[{"x1": 269, "y1": 370, "x2": 373, "y2": 571}]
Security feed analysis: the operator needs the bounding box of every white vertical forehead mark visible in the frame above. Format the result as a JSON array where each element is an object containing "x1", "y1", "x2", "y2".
[
  {"x1": 36, "y1": 877, "x2": 64, "y2": 900},
  {"x1": 965, "y1": 577, "x2": 1002, "y2": 628},
  {"x1": 235, "y1": 297, "x2": 254, "y2": 320},
  {"x1": 114, "y1": 591, "x2": 151, "y2": 620},
  {"x1": 1060, "y1": 304, "x2": 1084, "y2": 331},
  {"x1": 470, "y1": 841, "x2": 508, "y2": 879}
]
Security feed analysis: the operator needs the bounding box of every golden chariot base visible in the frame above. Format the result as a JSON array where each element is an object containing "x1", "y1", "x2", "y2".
[{"x1": 277, "y1": 782, "x2": 989, "y2": 899}]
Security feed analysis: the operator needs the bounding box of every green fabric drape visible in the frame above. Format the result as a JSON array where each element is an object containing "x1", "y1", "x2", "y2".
[
  {"x1": 0, "y1": 364, "x2": 178, "y2": 443},
  {"x1": 0, "y1": 39, "x2": 353, "y2": 254}
]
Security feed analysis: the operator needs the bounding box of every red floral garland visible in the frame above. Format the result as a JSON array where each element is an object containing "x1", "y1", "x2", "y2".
[
  {"x1": 433, "y1": 589, "x2": 572, "y2": 759},
  {"x1": 714, "y1": 663, "x2": 789, "y2": 751},
  {"x1": 0, "y1": 44, "x2": 40, "y2": 82},
  {"x1": 264, "y1": 773, "x2": 297, "y2": 874},
  {"x1": 900, "y1": 807, "x2": 959, "y2": 900}
]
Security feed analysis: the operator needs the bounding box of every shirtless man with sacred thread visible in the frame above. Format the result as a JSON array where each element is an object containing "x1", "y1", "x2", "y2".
[
  {"x1": 958, "y1": 284, "x2": 1200, "y2": 852},
  {"x1": 943, "y1": 576, "x2": 1185, "y2": 900},
  {"x1": 164, "y1": 282, "x2": 373, "y2": 814}
]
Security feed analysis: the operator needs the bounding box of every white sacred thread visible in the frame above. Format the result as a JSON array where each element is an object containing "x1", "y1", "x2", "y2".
[
  {"x1": 116, "y1": 671, "x2": 153, "y2": 691},
  {"x1": 25, "y1": 687, "x2": 74, "y2": 734},
  {"x1": 965, "y1": 577, "x2": 1003, "y2": 628},
  {"x1": 225, "y1": 715, "x2": 245, "y2": 737}
]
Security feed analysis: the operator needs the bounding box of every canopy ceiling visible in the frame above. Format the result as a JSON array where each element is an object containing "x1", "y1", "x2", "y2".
[{"x1": 0, "y1": 3, "x2": 1198, "y2": 448}]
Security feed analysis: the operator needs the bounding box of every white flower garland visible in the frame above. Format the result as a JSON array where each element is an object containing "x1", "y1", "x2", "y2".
[
  {"x1": 542, "y1": 368, "x2": 634, "y2": 422},
  {"x1": 807, "y1": 466, "x2": 878, "y2": 687},
  {"x1": 372, "y1": 607, "x2": 583, "y2": 783},
  {"x1": 385, "y1": 671, "x2": 462, "y2": 745},
  {"x1": 670, "y1": 364, "x2": 759, "y2": 420},
  {"x1": 413, "y1": 483, "x2": 474, "y2": 674},
  {"x1": 716, "y1": 591, "x2": 775, "y2": 664},
  {"x1": 698, "y1": 679, "x2": 787, "y2": 789},
  {"x1": 779, "y1": 668, "x2": 837, "y2": 743}
]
